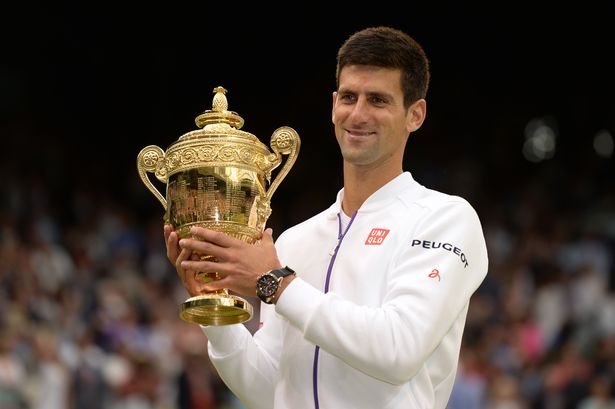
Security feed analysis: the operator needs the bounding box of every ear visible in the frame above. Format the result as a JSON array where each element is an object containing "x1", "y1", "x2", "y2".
[
  {"x1": 331, "y1": 91, "x2": 338, "y2": 124},
  {"x1": 406, "y1": 99, "x2": 427, "y2": 133}
]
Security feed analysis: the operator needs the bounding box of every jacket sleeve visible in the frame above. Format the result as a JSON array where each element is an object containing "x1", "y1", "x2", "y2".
[
  {"x1": 202, "y1": 301, "x2": 285, "y2": 409},
  {"x1": 276, "y1": 199, "x2": 488, "y2": 385}
]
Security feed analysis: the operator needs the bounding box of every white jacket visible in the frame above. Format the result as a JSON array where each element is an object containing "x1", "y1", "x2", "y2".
[{"x1": 202, "y1": 172, "x2": 488, "y2": 409}]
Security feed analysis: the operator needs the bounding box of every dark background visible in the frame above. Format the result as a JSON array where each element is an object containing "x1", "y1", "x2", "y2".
[
  {"x1": 2, "y1": 3, "x2": 615, "y2": 408},
  {"x1": 3, "y1": 3, "x2": 614, "y2": 232}
]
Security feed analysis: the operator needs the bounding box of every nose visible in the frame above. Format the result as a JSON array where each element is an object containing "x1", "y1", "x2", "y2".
[{"x1": 347, "y1": 97, "x2": 369, "y2": 123}]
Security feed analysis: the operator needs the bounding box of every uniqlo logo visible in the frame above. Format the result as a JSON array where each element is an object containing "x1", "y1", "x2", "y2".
[{"x1": 365, "y1": 228, "x2": 390, "y2": 245}]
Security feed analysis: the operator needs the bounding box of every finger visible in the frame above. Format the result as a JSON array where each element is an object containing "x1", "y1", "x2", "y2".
[
  {"x1": 164, "y1": 224, "x2": 172, "y2": 242},
  {"x1": 192, "y1": 268, "x2": 234, "y2": 290},
  {"x1": 180, "y1": 258, "x2": 222, "y2": 277},
  {"x1": 166, "y1": 230, "x2": 181, "y2": 262},
  {"x1": 189, "y1": 227, "x2": 238, "y2": 248},
  {"x1": 261, "y1": 227, "x2": 275, "y2": 246},
  {"x1": 184, "y1": 270, "x2": 212, "y2": 296},
  {"x1": 175, "y1": 247, "x2": 193, "y2": 280},
  {"x1": 200, "y1": 276, "x2": 230, "y2": 292},
  {"x1": 179, "y1": 237, "x2": 231, "y2": 262}
]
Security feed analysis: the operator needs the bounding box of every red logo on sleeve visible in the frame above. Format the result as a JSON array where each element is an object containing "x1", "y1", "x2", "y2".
[
  {"x1": 428, "y1": 269, "x2": 441, "y2": 281},
  {"x1": 365, "y1": 228, "x2": 390, "y2": 245}
]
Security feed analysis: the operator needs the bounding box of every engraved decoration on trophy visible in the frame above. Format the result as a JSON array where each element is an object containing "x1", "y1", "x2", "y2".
[{"x1": 137, "y1": 86, "x2": 300, "y2": 326}]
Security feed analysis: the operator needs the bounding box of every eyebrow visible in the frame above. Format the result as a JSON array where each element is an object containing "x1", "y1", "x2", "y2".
[
  {"x1": 338, "y1": 88, "x2": 395, "y2": 101},
  {"x1": 366, "y1": 91, "x2": 393, "y2": 101}
]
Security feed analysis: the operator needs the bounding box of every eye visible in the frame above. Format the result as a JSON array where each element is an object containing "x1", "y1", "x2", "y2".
[
  {"x1": 369, "y1": 96, "x2": 387, "y2": 106},
  {"x1": 338, "y1": 93, "x2": 356, "y2": 103}
]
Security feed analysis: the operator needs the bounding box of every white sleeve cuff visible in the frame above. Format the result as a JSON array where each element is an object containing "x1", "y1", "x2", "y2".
[{"x1": 275, "y1": 278, "x2": 325, "y2": 331}]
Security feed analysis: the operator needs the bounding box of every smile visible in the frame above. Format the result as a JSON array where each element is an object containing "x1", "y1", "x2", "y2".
[{"x1": 345, "y1": 129, "x2": 376, "y2": 139}]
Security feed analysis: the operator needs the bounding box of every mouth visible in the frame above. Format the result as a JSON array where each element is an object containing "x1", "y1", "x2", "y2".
[{"x1": 344, "y1": 129, "x2": 376, "y2": 141}]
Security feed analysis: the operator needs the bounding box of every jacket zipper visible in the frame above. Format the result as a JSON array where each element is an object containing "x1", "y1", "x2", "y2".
[{"x1": 312, "y1": 210, "x2": 358, "y2": 409}]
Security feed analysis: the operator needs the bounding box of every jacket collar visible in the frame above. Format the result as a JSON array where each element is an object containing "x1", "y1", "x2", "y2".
[{"x1": 326, "y1": 172, "x2": 424, "y2": 219}]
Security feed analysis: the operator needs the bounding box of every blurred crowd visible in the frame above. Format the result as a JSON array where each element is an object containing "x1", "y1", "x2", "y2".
[
  {"x1": 0, "y1": 152, "x2": 614, "y2": 409},
  {"x1": 447, "y1": 162, "x2": 615, "y2": 409}
]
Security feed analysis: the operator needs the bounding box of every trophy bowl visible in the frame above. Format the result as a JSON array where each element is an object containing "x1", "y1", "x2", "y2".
[{"x1": 136, "y1": 86, "x2": 300, "y2": 326}]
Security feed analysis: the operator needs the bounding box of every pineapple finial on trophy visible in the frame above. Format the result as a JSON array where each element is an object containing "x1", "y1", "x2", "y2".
[
  {"x1": 194, "y1": 85, "x2": 244, "y2": 130},
  {"x1": 212, "y1": 86, "x2": 228, "y2": 112}
]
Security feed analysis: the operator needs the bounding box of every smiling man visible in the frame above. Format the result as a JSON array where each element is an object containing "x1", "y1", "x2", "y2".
[{"x1": 165, "y1": 26, "x2": 489, "y2": 409}]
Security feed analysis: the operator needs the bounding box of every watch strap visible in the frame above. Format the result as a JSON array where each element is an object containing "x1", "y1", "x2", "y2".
[{"x1": 270, "y1": 266, "x2": 295, "y2": 279}]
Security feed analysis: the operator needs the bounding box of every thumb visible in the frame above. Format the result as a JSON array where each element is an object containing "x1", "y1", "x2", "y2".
[{"x1": 261, "y1": 227, "x2": 275, "y2": 244}]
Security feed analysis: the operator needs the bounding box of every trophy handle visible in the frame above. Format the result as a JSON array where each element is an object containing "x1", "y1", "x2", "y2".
[
  {"x1": 265, "y1": 126, "x2": 301, "y2": 201},
  {"x1": 136, "y1": 145, "x2": 167, "y2": 210}
]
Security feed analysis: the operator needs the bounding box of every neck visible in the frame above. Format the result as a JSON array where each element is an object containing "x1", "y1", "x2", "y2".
[{"x1": 341, "y1": 163, "x2": 402, "y2": 215}]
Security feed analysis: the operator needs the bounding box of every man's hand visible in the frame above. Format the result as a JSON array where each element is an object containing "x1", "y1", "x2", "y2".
[
  {"x1": 172, "y1": 226, "x2": 282, "y2": 298},
  {"x1": 164, "y1": 224, "x2": 210, "y2": 297}
]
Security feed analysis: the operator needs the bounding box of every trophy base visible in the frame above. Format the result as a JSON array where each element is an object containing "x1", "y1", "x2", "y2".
[{"x1": 179, "y1": 293, "x2": 253, "y2": 326}]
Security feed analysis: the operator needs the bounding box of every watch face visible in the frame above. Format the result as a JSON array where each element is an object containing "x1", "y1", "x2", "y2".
[{"x1": 257, "y1": 274, "x2": 279, "y2": 298}]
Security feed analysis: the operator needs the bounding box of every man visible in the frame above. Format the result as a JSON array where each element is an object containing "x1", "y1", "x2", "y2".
[{"x1": 165, "y1": 26, "x2": 488, "y2": 409}]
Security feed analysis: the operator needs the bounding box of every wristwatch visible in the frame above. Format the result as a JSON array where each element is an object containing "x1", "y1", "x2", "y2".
[{"x1": 256, "y1": 266, "x2": 296, "y2": 304}]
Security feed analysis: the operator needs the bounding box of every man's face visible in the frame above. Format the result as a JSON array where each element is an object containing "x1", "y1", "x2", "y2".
[{"x1": 332, "y1": 65, "x2": 421, "y2": 171}]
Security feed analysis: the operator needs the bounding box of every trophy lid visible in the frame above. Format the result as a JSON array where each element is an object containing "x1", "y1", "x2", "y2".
[
  {"x1": 194, "y1": 86, "x2": 244, "y2": 129},
  {"x1": 176, "y1": 86, "x2": 261, "y2": 144}
]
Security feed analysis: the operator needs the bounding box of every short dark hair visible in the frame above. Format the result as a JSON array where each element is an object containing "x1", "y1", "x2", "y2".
[{"x1": 336, "y1": 26, "x2": 430, "y2": 108}]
